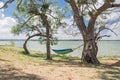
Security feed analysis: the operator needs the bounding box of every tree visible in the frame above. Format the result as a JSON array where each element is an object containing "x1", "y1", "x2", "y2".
[
  {"x1": 64, "y1": 0, "x2": 120, "y2": 64},
  {"x1": 10, "y1": 0, "x2": 65, "y2": 60},
  {"x1": 3, "y1": 0, "x2": 119, "y2": 64}
]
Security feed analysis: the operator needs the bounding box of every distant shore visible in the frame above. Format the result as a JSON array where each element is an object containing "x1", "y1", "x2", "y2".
[{"x1": 0, "y1": 39, "x2": 120, "y2": 41}]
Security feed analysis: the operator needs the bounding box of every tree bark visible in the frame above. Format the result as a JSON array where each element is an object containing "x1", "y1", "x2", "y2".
[
  {"x1": 40, "y1": 14, "x2": 52, "y2": 60},
  {"x1": 82, "y1": 35, "x2": 100, "y2": 64},
  {"x1": 46, "y1": 22, "x2": 51, "y2": 60},
  {"x1": 23, "y1": 33, "x2": 47, "y2": 55},
  {"x1": 65, "y1": 0, "x2": 100, "y2": 64},
  {"x1": 23, "y1": 38, "x2": 30, "y2": 55}
]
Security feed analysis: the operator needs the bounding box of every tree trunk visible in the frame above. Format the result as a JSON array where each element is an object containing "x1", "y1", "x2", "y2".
[
  {"x1": 64, "y1": 0, "x2": 120, "y2": 65},
  {"x1": 39, "y1": 13, "x2": 52, "y2": 60},
  {"x1": 46, "y1": 25, "x2": 52, "y2": 60},
  {"x1": 23, "y1": 38, "x2": 30, "y2": 55},
  {"x1": 23, "y1": 33, "x2": 47, "y2": 55},
  {"x1": 81, "y1": 35, "x2": 100, "y2": 64}
]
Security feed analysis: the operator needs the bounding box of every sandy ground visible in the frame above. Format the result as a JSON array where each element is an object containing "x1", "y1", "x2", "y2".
[{"x1": 0, "y1": 56, "x2": 120, "y2": 80}]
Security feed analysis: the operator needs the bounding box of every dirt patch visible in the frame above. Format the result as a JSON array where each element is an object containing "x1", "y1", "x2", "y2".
[{"x1": 0, "y1": 57, "x2": 120, "y2": 80}]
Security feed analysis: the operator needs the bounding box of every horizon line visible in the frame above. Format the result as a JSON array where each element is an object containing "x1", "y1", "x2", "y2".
[{"x1": 0, "y1": 39, "x2": 120, "y2": 41}]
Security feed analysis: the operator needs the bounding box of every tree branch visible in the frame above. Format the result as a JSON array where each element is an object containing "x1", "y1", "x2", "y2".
[
  {"x1": 23, "y1": 33, "x2": 47, "y2": 54},
  {"x1": 46, "y1": 12, "x2": 59, "y2": 20},
  {"x1": 95, "y1": 27, "x2": 117, "y2": 41},
  {"x1": 97, "y1": 27, "x2": 117, "y2": 37},
  {"x1": 0, "y1": 0, "x2": 14, "y2": 9},
  {"x1": 87, "y1": 2, "x2": 112, "y2": 34},
  {"x1": 17, "y1": 0, "x2": 22, "y2": 10},
  {"x1": 112, "y1": 4, "x2": 120, "y2": 7},
  {"x1": 97, "y1": 35, "x2": 110, "y2": 40},
  {"x1": 105, "y1": 28, "x2": 118, "y2": 36},
  {"x1": 64, "y1": 0, "x2": 70, "y2": 3},
  {"x1": 64, "y1": 0, "x2": 87, "y2": 36},
  {"x1": 27, "y1": 33, "x2": 47, "y2": 38},
  {"x1": 20, "y1": 15, "x2": 34, "y2": 28}
]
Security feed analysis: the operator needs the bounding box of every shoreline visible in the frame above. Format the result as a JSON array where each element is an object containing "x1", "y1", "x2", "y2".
[{"x1": 0, "y1": 39, "x2": 120, "y2": 41}]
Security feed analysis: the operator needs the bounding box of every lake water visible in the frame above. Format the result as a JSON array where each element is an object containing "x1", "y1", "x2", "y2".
[{"x1": 0, "y1": 40, "x2": 120, "y2": 57}]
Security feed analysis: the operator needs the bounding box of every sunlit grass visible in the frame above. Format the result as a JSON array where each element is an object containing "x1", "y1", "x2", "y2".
[
  {"x1": 0, "y1": 45, "x2": 81, "y2": 64},
  {"x1": 0, "y1": 45, "x2": 119, "y2": 64}
]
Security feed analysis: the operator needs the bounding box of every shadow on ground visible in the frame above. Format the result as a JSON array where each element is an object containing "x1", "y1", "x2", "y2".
[
  {"x1": 0, "y1": 59, "x2": 44, "y2": 80},
  {"x1": 20, "y1": 51, "x2": 80, "y2": 59},
  {"x1": 99, "y1": 61, "x2": 120, "y2": 80},
  {"x1": 0, "y1": 59, "x2": 11, "y2": 62},
  {"x1": 20, "y1": 51, "x2": 46, "y2": 58},
  {"x1": 20, "y1": 51, "x2": 120, "y2": 80},
  {"x1": 20, "y1": 51, "x2": 81, "y2": 66}
]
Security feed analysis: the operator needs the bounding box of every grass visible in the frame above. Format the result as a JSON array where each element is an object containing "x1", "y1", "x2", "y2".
[
  {"x1": 0, "y1": 45, "x2": 120, "y2": 63},
  {"x1": 0, "y1": 45, "x2": 120, "y2": 80},
  {"x1": 0, "y1": 45, "x2": 81, "y2": 64}
]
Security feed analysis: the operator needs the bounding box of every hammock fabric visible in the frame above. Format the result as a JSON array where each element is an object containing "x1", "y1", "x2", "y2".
[
  {"x1": 52, "y1": 48, "x2": 73, "y2": 54},
  {"x1": 52, "y1": 44, "x2": 83, "y2": 54}
]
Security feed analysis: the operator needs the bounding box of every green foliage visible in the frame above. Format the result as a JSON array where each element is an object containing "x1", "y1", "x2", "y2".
[
  {"x1": 50, "y1": 37, "x2": 58, "y2": 45},
  {"x1": 79, "y1": 0, "x2": 87, "y2": 4},
  {"x1": 99, "y1": 25, "x2": 105, "y2": 31},
  {"x1": 91, "y1": 0, "x2": 97, "y2": 3},
  {"x1": 95, "y1": 20, "x2": 104, "y2": 26},
  {"x1": 38, "y1": 37, "x2": 46, "y2": 45},
  {"x1": 77, "y1": 0, "x2": 97, "y2": 4},
  {"x1": 27, "y1": 4, "x2": 39, "y2": 14},
  {"x1": 88, "y1": 11, "x2": 93, "y2": 16},
  {"x1": 13, "y1": 0, "x2": 65, "y2": 36},
  {"x1": 11, "y1": 26, "x2": 21, "y2": 35},
  {"x1": 42, "y1": 2, "x2": 50, "y2": 10},
  {"x1": 38, "y1": 37, "x2": 58, "y2": 45},
  {"x1": 104, "y1": 0, "x2": 115, "y2": 3},
  {"x1": 110, "y1": 0, "x2": 115, "y2": 2}
]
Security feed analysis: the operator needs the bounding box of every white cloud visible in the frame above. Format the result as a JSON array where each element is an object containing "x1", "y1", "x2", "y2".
[
  {"x1": 0, "y1": 1, "x2": 120, "y2": 40},
  {"x1": 54, "y1": 17, "x2": 82, "y2": 40},
  {"x1": 0, "y1": 2, "x2": 18, "y2": 39},
  {"x1": 103, "y1": 12, "x2": 120, "y2": 40},
  {"x1": 56, "y1": 12, "x2": 120, "y2": 40},
  {"x1": 0, "y1": 17, "x2": 17, "y2": 39},
  {"x1": 114, "y1": 0, "x2": 120, "y2": 4},
  {"x1": 104, "y1": 22, "x2": 120, "y2": 40}
]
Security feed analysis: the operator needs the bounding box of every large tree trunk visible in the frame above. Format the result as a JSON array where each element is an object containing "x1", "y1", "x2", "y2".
[
  {"x1": 81, "y1": 35, "x2": 100, "y2": 64},
  {"x1": 65, "y1": 0, "x2": 120, "y2": 65}
]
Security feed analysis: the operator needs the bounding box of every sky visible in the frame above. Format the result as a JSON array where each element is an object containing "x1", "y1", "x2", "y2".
[{"x1": 0, "y1": 0, "x2": 120, "y2": 40}]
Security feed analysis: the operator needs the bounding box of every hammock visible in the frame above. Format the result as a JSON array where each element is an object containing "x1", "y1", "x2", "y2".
[
  {"x1": 52, "y1": 44, "x2": 83, "y2": 54},
  {"x1": 52, "y1": 48, "x2": 73, "y2": 54}
]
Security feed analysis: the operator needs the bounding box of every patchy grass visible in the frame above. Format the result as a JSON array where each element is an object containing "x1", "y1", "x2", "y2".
[
  {"x1": 0, "y1": 45, "x2": 120, "y2": 80},
  {"x1": 0, "y1": 45, "x2": 80, "y2": 64}
]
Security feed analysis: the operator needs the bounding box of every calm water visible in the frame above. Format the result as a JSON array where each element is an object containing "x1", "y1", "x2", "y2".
[{"x1": 0, "y1": 40, "x2": 120, "y2": 57}]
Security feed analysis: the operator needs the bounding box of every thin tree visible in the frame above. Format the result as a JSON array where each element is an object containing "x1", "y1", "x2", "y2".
[{"x1": 9, "y1": 0, "x2": 65, "y2": 59}]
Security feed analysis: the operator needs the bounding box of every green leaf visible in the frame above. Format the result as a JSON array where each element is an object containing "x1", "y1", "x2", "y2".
[{"x1": 99, "y1": 25, "x2": 105, "y2": 31}]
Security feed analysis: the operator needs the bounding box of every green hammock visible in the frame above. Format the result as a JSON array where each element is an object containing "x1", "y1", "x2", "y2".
[
  {"x1": 52, "y1": 48, "x2": 73, "y2": 54},
  {"x1": 52, "y1": 44, "x2": 83, "y2": 54}
]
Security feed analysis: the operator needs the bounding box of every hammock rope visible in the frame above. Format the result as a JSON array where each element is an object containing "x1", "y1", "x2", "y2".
[{"x1": 52, "y1": 44, "x2": 83, "y2": 54}]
